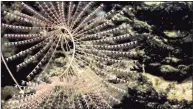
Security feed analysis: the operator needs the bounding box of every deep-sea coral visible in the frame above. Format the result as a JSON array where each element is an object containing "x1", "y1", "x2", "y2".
[{"x1": 1, "y1": 1, "x2": 142, "y2": 109}]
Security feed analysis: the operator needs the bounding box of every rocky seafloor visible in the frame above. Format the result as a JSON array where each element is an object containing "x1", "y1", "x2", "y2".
[{"x1": 1, "y1": 1, "x2": 193, "y2": 109}]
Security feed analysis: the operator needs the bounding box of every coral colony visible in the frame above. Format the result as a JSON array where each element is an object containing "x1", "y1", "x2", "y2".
[{"x1": 2, "y1": 2, "x2": 140, "y2": 109}]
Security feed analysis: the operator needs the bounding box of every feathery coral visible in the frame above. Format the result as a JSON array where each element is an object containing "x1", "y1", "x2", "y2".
[{"x1": 1, "y1": 1, "x2": 141, "y2": 109}]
